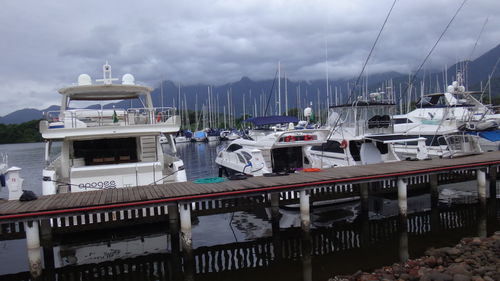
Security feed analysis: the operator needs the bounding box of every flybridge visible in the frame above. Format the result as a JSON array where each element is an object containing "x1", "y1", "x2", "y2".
[
  {"x1": 57, "y1": 62, "x2": 153, "y2": 101},
  {"x1": 39, "y1": 62, "x2": 180, "y2": 137}
]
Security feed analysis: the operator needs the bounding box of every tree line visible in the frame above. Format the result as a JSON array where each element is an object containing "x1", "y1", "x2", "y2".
[{"x1": 0, "y1": 120, "x2": 43, "y2": 144}]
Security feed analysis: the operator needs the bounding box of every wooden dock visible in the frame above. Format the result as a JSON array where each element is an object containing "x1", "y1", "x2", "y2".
[{"x1": 0, "y1": 151, "x2": 499, "y2": 222}]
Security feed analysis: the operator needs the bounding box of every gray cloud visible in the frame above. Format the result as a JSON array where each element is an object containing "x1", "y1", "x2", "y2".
[{"x1": 0, "y1": 0, "x2": 499, "y2": 115}]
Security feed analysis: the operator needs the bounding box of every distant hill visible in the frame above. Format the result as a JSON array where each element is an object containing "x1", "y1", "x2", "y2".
[
  {"x1": 0, "y1": 105, "x2": 59, "y2": 124},
  {"x1": 2, "y1": 44, "x2": 499, "y2": 124}
]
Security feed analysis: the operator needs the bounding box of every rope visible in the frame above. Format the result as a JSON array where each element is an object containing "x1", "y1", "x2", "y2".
[
  {"x1": 347, "y1": 0, "x2": 398, "y2": 104},
  {"x1": 401, "y1": 0, "x2": 468, "y2": 99},
  {"x1": 320, "y1": 0, "x2": 398, "y2": 166},
  {"x1": 193, "y1": 177, "x2": 226, "y2": 184},
  {"x1": 264, "y1": 69, "x2": 279, "y2": 116}
]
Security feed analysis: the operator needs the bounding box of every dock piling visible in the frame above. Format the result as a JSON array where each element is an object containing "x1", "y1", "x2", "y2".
[
  {"x1": 397, "y1": 178, "x2": 408, "y2": 229},
  {"x1": 179, "y1": 204, "x2": 192, "y2": 251},
  {"x1": 300, "y1": 190, "x2": 310, "y2": 232},
  {"x1": 359, "y1": 183, "x2": 369, "y2": 217},
  {"x1": 477, "y1": 169, "x2": 486, "y2": 205},
  {"x1": 399, "y1": 229, "x2": 409, "y2": 263},
  {"x1": 179, "y1": 203, "x2": 194, "y2": 281},
  {"x1": 489, "y1": 165, "x2": 497, "y2": 199},
  {"x1": 24, "y1": 221, "x2": 42, "y2": 278},
  {"x1": 429, "y1": 174, "x2": 439, "y2": 207}
]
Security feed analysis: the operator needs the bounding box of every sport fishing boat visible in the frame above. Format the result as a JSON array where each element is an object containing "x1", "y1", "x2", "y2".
[
  {"x1": 308, "y1": 91, "x2": 429, "y2": 168},
  {"x1": 215, "y1": 116, "x2": 330, "y2": 176},
  {"x1": 39, "y1": 63, "x2": 187, "y2": 195}
]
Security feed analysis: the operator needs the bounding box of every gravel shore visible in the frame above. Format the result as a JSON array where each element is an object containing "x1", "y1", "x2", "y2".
[{"x1": 330, "y1": 232, "x2": 500, "y2": 281}]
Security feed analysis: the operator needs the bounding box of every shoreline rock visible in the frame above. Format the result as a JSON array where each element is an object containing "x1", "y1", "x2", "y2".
[{"x1": 330, "y1": 232, "x2": 500, "y2": 281}]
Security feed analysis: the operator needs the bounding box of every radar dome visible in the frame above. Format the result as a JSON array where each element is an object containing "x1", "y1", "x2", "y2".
[
  {"x1": 304, "y1": 107, "x2": 312, "y2": 117},
  {"x1": 122, "y1": 74, "x2": 135, "y2": 85},
  {"x1": 447, "y1": 85, "x2": 454, "y2": 93},
  {"x1": 78, "y1": 74, "x2": 92, "y2": 86}
]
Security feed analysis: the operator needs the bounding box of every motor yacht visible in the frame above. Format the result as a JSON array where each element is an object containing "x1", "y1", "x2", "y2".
[
  {"x1": 215, "y1": 116, "x2": 329, "y2": 176},
  {"x1": 308, "y1": 93, "x2": 429, "y2": 168},
  {"x1": 39, "y1": 63, "x2": 186, "y2": 195},
  {"x1": 393, "y1": 74, "x2": 494, "y2": 158}
]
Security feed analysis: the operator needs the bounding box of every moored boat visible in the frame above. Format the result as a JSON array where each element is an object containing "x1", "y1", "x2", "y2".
[{"x1": 39, "y1": 63, "x2": 187, "y2": 195}]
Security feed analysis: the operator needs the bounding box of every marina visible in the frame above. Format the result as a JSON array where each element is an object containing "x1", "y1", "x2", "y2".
[
  {"x1": 0, "y1": 145, "x2": 498, "y2": 280},
  {"x1": 0, "y1": 1, "x2": 500, "y2": 280}
]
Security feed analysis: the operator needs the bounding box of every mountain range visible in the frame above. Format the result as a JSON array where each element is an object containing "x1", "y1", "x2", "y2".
[{"x1": 1, "y1": 44, "x2": 499, "y2": 125}]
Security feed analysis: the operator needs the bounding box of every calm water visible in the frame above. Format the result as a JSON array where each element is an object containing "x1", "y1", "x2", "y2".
[{"x1": 0, "y1": 142, "x2": 498, "y2": 281}]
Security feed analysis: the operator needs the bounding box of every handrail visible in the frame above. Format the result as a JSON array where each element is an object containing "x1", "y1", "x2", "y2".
[{"x1": 43, "y1": 107, "x2": 177, "y2": 129}]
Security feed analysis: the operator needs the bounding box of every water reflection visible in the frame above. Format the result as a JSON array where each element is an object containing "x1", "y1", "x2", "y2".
[
  {"x1": 174, "y1": 141, "x2": 226, "y2": 181},
  {"x1": 0, "y1": 199, "x2": 492, "y2": 281}
]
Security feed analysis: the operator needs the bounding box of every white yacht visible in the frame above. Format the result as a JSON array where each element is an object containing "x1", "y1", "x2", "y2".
[
  {"x1": 40, "y1": 63, "x2": 186, "y2": 195},
  {"x1": 393, "y1": 75, "x2": 495, "y2": 157},
  {"x1": 308, "y1": 94, "x2": 428, "y2": 168},
  {"x1": 215, "y1": 116, "x2": 330, "y2": 176}
]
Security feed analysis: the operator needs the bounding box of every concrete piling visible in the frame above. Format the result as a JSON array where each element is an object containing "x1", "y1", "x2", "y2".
[
  {"x1": 299, "y1": 190, "x2": 310, "y2": 232},
  {"x1": 477, "y1": 169, "x2": 486, "y2": 206},
  {"x1": 24, "y1": 221, "x2": 42, "y2": 278},
  {"x1": 397, "y1": 178, "x2": 408, "y2": 230},
  {"x1": 179, "y1": 203, "x2": 194, "y2": 281}
]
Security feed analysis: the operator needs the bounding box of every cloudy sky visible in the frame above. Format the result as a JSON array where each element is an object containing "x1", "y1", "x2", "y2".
[{"x1": 0, "y1": 0, "x2": 499, "y2": 115}]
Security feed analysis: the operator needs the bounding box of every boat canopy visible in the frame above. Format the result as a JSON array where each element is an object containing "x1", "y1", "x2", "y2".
[
  {"x1": 58, "y1": 84, "x2": 153, "y2": 101},
  {"x1": 466, "y1": 130, "x2": 500, "y2": 142},
  {"x1": 244, "y1": 116, "x2": 299, "y2": 126}
]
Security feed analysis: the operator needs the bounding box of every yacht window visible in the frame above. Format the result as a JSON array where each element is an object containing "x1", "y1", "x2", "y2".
[
  {"x1": 240, "y1": 151, "x2": 252, "y2": 161},
  {"x1": 227, "y1": 144, "x2": 243, "y2": 152},
  {"x1": 73, "y1": 138, "x2": 138, "y2": 166},
  {"x1": 376, "y1": 142, "x2": 389, "y2": 154},
  {"x1": 237, "y1": 153, "x2": 246, "y2": 164},
  {"x1": 311, "y1": 140, "x2": 344, "y2": 153},
  {"x1": 349, "y1": 141, "x2": 361, "y2": 161},
  {"x1": 394, "y1": 118, "x2": 413, "y2": 124}
]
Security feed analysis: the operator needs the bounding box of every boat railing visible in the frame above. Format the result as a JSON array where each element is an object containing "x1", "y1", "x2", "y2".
[
  {"x1": 43, "y1": 107, "x2": 177, "y2": 129},
  {"x1": 438, "y1": 133, "x2": 482, "y2": 158}
]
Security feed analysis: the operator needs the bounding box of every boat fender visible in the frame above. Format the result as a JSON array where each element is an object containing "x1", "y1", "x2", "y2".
[
  {"x1": 340, "y1": 140, "x2": 348, "y2": 149},
  {"x1": 0, "y1": 174, "x2": 5, "y2": 187},
  {"x1": 19, "y1": 190, "x2": 37, "y2": 201}
]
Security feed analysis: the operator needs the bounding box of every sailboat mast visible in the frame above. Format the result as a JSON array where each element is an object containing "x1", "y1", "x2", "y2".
[
  {"x1": 278, "y1": 61, "x2": 281, "y2": 115},
  {"x1": 160, "y1": 80, "x2": 164, "y2": 109},
  {"x1": 285, "y1": 72, "x2": 288, "y2": 116}
]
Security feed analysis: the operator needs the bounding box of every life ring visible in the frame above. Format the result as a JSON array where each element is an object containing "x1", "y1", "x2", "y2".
[{"x1": 339, "y1": 139, "x2": 348, "y2": 149}]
